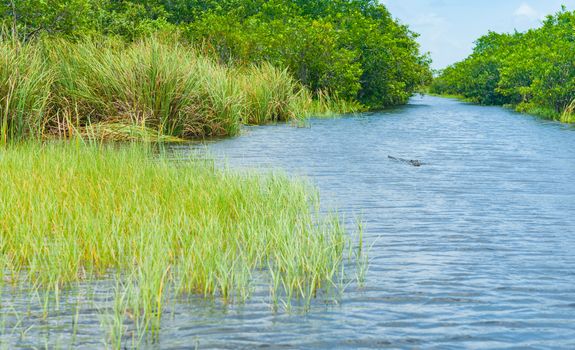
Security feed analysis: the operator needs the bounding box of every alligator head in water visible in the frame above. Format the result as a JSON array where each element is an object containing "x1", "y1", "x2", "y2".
[{"x1": 388, "y1": 155, "x2": 423, "y2": 167}]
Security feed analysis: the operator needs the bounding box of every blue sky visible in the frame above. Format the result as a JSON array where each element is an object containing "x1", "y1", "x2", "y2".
[{"x1": 381, "y1": 1, "x2": 575, "y2": 69}]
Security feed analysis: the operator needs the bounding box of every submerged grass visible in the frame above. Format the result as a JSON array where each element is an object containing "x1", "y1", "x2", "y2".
[{"x1": 0, "y1": 142, "x2": 359, "y2": 345}]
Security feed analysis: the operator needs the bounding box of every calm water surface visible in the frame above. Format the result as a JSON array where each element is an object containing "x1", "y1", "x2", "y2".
[{"x1": 5, "y1": 96, "x2": 575, "y2": 349}]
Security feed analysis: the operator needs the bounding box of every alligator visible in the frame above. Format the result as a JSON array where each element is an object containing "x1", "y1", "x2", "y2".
[{"x1": 388, "y1": 155, "x2": 423, "y2": 167}]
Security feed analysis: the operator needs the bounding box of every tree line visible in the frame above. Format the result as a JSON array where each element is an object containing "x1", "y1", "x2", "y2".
[
  {"x1": 1, "y1": 0, "x2": 432, "y2": 110},
  {"x1": 431, "y1": 7, "x2": 575, "y2": 121}
]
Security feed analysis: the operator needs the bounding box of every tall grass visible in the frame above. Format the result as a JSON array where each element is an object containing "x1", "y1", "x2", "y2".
[
  {"x1": 0, "y1": 142, "x2": 357, "y2": 336},
  {"x1": 47, "y1": 37, "x2": 247, "y2": 138},
  {"x1": 0, "y1": 40, "x2": 52, "y2": 143},
  {"x1": 307, "y1": 89, "x2": 365, "y2": 117},
  {"x1": 0, "y1": 36, "x2": 317, "y2": 141},
  {"x1": 560, "y1": 99, "x2": 575, "y2": 123},
  {"x1": 239, "y1": 63, "x2": 309, "y2": 124}
]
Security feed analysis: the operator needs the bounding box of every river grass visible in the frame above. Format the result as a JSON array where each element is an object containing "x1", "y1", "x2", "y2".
[{"x1": 0, "y1": 141, "x2": 362, "y2": 347}]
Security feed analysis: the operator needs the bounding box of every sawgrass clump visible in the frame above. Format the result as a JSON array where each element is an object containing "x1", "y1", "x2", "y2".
[
  {"x1": 0, "y1": 36, "x2": 311, "y2": 142},
  {"x1": 49, "y1": 38, "x2": 244, "y2": 138}
]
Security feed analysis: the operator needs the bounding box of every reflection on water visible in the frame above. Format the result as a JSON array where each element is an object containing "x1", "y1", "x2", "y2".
[{"x1": 3, "y1": 96, "x2": 575, "y2": 349}]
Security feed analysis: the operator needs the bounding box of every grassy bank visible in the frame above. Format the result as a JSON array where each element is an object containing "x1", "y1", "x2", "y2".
[
  {"x1": 0, "y1": 36, "x2": 318, "y2": 142},
  {"x1": 0, "y1": 142, "x2": 362, "y2": 346},
  {"x1": 430, "y1": 91, "x2": 575, "y2": 123},
  {"x1": 515, "y1": 100, "x2": 575, "y2": 124}
]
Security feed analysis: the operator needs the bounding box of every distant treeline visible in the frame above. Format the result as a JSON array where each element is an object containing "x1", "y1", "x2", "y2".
[
  {"x1": 1, "y1": 0, "x2": 432, "y2": 110},
  {"x1": 431, "y1": 7, "x2": 575, "y2": 122}
]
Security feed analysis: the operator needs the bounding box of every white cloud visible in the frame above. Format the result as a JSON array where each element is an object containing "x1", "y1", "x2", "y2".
[{"x1": 514, "y1": 3, "x2": 541, "y2": 20}]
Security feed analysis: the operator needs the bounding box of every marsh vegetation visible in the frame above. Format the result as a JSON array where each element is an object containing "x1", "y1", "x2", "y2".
[{"x1": 0, "y1": 142, "x2": 364, "y2": 347}]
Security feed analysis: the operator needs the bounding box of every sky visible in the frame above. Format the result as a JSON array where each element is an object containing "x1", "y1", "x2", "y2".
[{"x1": 381, "y1": 0, "x2": 575, "y2": 69}]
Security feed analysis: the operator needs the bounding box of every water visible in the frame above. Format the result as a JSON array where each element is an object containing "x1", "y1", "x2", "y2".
[{"x1": 4, "y1": 96, "x2": 575, "y2": 348}]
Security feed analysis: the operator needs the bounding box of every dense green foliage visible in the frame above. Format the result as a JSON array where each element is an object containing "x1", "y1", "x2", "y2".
[
  {"x1": 2, "y1": 0, "x2": 431, "y2": 109},
  {"x1": 431, "y1": 7, "x2": 575, "y2": 122}
]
